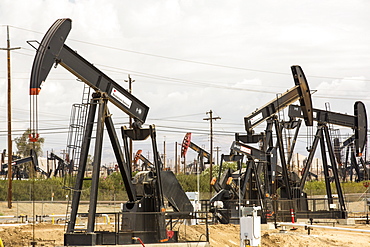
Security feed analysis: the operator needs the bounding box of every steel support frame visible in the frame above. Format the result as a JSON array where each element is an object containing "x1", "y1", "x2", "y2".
[
  {"x1": 149, "y1": 125, "x2": 165, "y2": 214},
  {"x1": 323, "y1": 125, "x2": 346, "y2": 212},
  {"x1": 299, "y1": 124, "x2": 346, "y2": 213},
  {"x1": 86, "y1": 97, "x2": 106, "y2": 232},
  {"x1": 286, "y1": 119, "x2": 302, "y2": 166},
  {"x1": 273, "y1": 117, "x2": 292, "y2": 199},
  {"x1": 120, "y1": 125, "x2": 167, "y2": 241},
  {"x1": 67, "y1": 94, "x2": 136, "y2": 234},
  {"x1": 149, "y1": 126, "x2": 167, "y2": 241},
  {"x1": 67, "y1": 97, "x2": 98, "y2": 233}
]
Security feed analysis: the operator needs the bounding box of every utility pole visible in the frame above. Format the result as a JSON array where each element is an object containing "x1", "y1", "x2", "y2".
[
  {"x1": 124, "y1": 75, "x2": 135, "y2": 171},
  {"x1": 203, "y1": 110, "x2": 221, "y2": 193},
  {"x1": 175, "y1": 142, "x2": 178, "y2": 174},
  {"x1": 163, "y1": 136, "x2": 166, "y2": 168},
  {"x1": 0, "y1": 26, "x2": 21, "y2": 209}
]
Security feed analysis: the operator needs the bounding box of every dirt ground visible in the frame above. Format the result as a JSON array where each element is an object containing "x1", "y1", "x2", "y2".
[{"x1": 0, "y1": 201, "x2": 370, "y2": 247}]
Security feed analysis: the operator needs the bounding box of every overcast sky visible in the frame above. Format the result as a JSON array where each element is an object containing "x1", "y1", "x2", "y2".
[{"x1": 0, "y1": 0, "x2": 369, "y2": 167}]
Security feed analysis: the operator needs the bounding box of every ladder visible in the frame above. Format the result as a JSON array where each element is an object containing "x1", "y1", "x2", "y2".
[
  {"x1": 324, "y1": 102, "x2": 342, "y2": 155},
  {"x1": 64, "y1": 84, "x2": 91, "y2": 231},
  {"x1": 66, "y1": 84, "x2": 91, "y2": 174},
  {"x1": 325, "y1": 102, "x2": 341, "y2": 141}
]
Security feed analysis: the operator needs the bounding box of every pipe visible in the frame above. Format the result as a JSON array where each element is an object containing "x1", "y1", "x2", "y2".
[
  {"x1": 0, "y1": 215, "x2": 15, "y2": 218},
  {"x1": 349, "y1": 218, "x2": 370, "y2": 221},
  {"x1": 0, "y1": 223, "x2": 28, "y2": 227},
  {"x1": 0, "y1": 215, "x2": 27, "y2": 223},
  {"x1": 279, "y1": 222, "x2": 370, "y2": 233},
  {"x1": 101, "y1": 214, "x2": 110, "y2": 225}
]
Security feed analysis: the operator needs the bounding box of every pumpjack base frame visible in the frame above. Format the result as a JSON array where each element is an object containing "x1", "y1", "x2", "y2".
[
  {"x1": 64, "y1": 231, "x2": 178, "y2": 246},
  {"x1": 296, "y1": 210, "x2": 347, "y2": 220}
]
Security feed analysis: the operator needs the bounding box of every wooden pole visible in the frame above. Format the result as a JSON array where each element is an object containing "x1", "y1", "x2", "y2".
[
  {"x1": 0, "y1": 26, "x2": 20, "y2": 208},
  {"x1": 125, "y1": 75, "x2": 135, "y2": 171},
  {"x1": 204, "y1": 110, "x2": 221, "y2": 194}
]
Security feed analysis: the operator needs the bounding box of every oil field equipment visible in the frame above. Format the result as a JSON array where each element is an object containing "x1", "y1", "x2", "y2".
[
  {"x1": 1, "y1": 149, "x2": 49, "y2": 179},
  {"x1": 29, "y1": 18, "x2": 198, "y2": 246},
  {"x1": 181, "y1": 132, "x2": 211, "y2": 174},
  {"x1": 210, "y1": 65, "x2": 314, "y2": 224},
  {"x1": 288, "y1": 101, "x2": 368, "y2": 219},
  {"x1": 211, "y1": 64, "x2": 368, "y2": 223}
]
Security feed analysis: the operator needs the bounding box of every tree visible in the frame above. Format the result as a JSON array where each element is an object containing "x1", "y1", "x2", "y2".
[{"x1": 14, "y1": 128, "x2": 45, "y2": 157}]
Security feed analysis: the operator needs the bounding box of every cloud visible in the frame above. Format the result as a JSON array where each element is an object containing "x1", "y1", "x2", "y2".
[
  {"x1": 313, "y1": 76, "x2": 369, "y2": 113},
  {"x1": 0, "y1": 0, "x2": 369, "y2": 165}
]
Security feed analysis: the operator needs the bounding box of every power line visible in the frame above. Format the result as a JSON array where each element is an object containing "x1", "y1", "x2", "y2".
[
  {"x1": 99, "y1": 64, "x2": 370, "y2": 99},
  {"x1": 150, "y1": 112, "x2": 205, "y2": 119},
  {"x1": 6, "y1": 42, "x2": 370, "y2": 100},
  {"x1": 68, "y1": 39, "x2": 370, "y2": 82},
  {"x1": 8, "y1": 25, "x2": 370, "y2": 82}
]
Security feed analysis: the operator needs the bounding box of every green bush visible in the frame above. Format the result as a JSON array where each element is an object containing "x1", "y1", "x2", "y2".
[
  {"x1": 3, "y1": 172, "x2": 368, "y2": 202},
  {"x1": 341, "y1": 181, "x2": 370, "y2": 194},
  {"x1": 304, "y1": 180, "x2": 327, "y2": 195},
  {"x1": 304, "y1": 180, "x2": 370, "y2": 195},
  {"x1": 176, "y1": 173, "x2": 209, "y2": 192},
  {"x1": 0, "y1": 173, "x2": 128, "y2": 201}
]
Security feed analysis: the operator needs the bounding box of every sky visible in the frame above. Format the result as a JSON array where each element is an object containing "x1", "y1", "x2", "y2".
[{"x1": 0, "y1": 0, "x2": 370, "y2": 168}]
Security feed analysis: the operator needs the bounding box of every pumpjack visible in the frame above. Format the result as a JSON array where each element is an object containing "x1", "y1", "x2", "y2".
[
  {"x1": 335, "y1": 134, "x2": 368, "y2": 182},
  {"x1": 133, "y1": 149, "x2": 154, "y2": 171},
  {"x1": 211, "y1": 63, "x2": 367, "y2": 222},
  {"x1": 29, "y1": 18, "x2": 194, "y2": 246},
  {"x1": 288, "y1": 101, "x2": 368, "y2": 219},
  {"x1": 181, "y1": 132, "x2": 210, "y2": 174},
  {"x1": 1, "y1": 149, "x2": 48, "y2": 179},
  {"x1": 48, "y1": 152, "x2": 71, "y2": 177},
  {"x1": 210, "y1": 65, "x2": 314, "y2": 223}
]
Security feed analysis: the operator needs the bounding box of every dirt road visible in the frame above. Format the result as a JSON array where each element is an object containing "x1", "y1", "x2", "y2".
[{"x1": 1, "y1": 202, "x2": 370, "y2": 246}]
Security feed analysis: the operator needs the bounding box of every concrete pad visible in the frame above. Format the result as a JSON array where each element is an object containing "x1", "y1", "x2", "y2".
[
  {"x1": 58, "y1": 242, "x2": 210, "y2": 247},
  {"x1": 261, "y1": 223, "x2": 276, "y2": 230},
  {"x1": 338, "y1": 218, "x2": 355, "y2": 225}
]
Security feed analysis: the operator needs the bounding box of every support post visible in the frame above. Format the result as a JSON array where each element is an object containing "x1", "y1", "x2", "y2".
[
  {"x1": 318, "y1": 126, "x2": 334, "y2": 207},
  {"x1": 87, "y1": 98, "x2": 107, "y2": 232},
  {"x1": 299, "y1": 128, "x2": 321, "y2": 190},
  {"x1": 323, "y1": 125, "x2": 346, "y2": 212},
  {"x1": 105, "y1": 114, "x2": 136, "y2": 202},
  {"x1": 273, "y1": 117, "x2": 292, "y2": 199}
]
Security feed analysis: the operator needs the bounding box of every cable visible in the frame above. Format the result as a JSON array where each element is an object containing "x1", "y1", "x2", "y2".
[
  {"x1": 99, "y1": 64, "x2": 370, "y2": 100},
  {"x1": 8, "y1": 42, "x2": 370, "y2": 99},
  {"x1": 68, "y1": 39, "x2": 370, "y2": 82},
  {"x1": 150, "y1": 112, "x2": 205, "y2": 119},
  {"x1": 8, "y1": 25, "x2": 44, "y2": 35},
  {"x1": 8, "y1": 25, "x2": 370, "y2": 82},
  {"x1": 97, "y1": 64, "x2": 279, "y2": 93}
]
